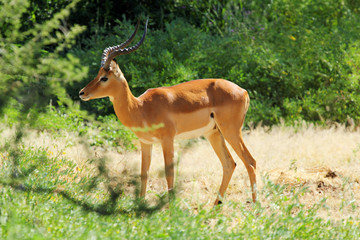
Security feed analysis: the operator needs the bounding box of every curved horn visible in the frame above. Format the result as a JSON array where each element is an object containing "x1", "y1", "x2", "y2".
[
  {"x1": 101, "y1": 20, "x2": 140, "y2": 68},
  {"x1": 102, "y1": 18, "x2": 148, "y2": 71}
]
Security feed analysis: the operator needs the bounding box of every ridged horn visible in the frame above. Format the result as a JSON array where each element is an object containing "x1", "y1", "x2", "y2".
[{"x1": 101, "y1": 18, "x2": 148, "y2": 71}]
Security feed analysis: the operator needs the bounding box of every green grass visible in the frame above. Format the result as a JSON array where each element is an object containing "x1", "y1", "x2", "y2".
[
  {"x1": 2, "y1": 101, "x2": 136, "y2": 151},
  {"x1": 0, "y1": 143, "x2": 359, "y2": 239}
]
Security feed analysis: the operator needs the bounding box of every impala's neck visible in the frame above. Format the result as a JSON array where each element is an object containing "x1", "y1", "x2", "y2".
[{"x1": 110, "y1": 77, "x2": 140, "y2": 127}]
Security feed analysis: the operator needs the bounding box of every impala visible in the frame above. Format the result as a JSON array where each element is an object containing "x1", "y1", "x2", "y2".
[{"x1": 79, "y1": 19, "x2": 257, "y2": 204}]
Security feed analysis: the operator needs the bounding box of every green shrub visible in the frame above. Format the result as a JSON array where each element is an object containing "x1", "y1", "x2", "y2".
[
  {"x1": 73, "y1": 3, "x2": 360, "y2": 126},
  {"x1": 3, "y1": 0, "x2": 360, "y2": 137},
  {"x1": 0, "y1": 0, "x2": 86, "y2": 123}
]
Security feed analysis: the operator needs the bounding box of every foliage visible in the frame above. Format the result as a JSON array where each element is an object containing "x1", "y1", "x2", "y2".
[
  {"x1": 73, "y1": 1, "x2": 360, "y2": 125},
  {"x1": 0, "y1": 0, "x2": 86, "y2": 123},
  {"x1": 3, "y1": 0, "x2": 360, "y2": 128}
]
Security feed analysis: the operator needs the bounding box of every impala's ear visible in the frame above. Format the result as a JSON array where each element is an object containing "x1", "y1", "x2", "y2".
[{"x1": 110, "y1": 59, "x2": 123, "y2": 76}]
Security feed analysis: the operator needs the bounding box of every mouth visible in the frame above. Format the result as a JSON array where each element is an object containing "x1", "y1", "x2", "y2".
[
  {"x1": 79, "y1": 95, "x2": 91, "y2": 101},
  {"x1": 79, "y1": 92, "x2": 91, "y2": 101},
  {"x1": 79, "y1": 90, "x2": 91, "y2": 101}
]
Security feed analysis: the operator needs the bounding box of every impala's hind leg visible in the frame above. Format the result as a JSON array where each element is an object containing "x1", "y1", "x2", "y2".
[
  {"x1": 207, "y1": 128, "x2": 236, "y2": 205},
  {"x1": 219, "y1": 126, "x2": 257, "y2": 202},
  {"x1": 229, "y1": 132, "x2": 256, "y2": 202}
]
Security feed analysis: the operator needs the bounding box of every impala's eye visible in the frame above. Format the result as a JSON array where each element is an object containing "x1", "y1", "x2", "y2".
[{"x1": 100, "y1": 77, "x2": 108, "y2": 82}]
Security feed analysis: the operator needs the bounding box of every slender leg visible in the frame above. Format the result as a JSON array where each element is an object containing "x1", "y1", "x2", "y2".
[
  {"x1": 207, "y1": 129, "x2": 236, "y2": 205},
  {"x1": 224, "y1": 131, "x2": 257, "y2": 202},
  {"x1": 161, "y1": 138, "x2": 175, "y2": 193},
  {"x1": 140, "y1": 142, "x2": 152, "y2": 197}
]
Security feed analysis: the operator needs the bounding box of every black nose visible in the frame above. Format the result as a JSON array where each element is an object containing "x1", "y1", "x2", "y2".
[{"x1": 79, "y1": 91, "x2": 84, "y2": 96}]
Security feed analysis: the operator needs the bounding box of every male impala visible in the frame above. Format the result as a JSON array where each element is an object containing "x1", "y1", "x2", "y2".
[{"x1": 79, "y1": 19, "x2": 257, "y2": 204}]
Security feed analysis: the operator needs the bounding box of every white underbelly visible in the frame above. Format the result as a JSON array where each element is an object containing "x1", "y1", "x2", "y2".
[
  {"x1": 137, "y1": 112, "x2": 216, "y2": 144},
  {"x1": 138, "y1": 137, "x2": 160, "y2": 145},
  {"x1": 175, "y1": 119, "x2": 215, "y2": 139}
]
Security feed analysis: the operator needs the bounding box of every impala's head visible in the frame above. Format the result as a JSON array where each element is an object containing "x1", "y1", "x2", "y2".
[{"x1": 79, "y1": 19, "x2": 148, "y2": 101}]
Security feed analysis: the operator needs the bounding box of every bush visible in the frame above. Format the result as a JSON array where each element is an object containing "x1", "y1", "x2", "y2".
[
  {"x1": 3, "y1": 0, "x2": 360, "y2": 130},
  {"x1": 73, "y1": 1, "x2": 360, "y2": 126},
  {"x1": 0, "y1": 0, "x2": 86, "y2": 123}
]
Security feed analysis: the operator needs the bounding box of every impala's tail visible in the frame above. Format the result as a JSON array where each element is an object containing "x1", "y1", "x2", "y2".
[{"x1": 243, "y1": 90, "x2": 250, "y2": 118}]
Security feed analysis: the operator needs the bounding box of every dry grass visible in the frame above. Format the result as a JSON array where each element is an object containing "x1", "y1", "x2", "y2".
[
  {"x1": 2, "y1": 124, "x2": 360, "y2": 219},
  {"x1": 133, "y1": 124, "x2": 360, "y2": 219}
]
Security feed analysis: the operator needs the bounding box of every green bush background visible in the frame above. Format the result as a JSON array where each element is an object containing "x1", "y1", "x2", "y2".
[{"x1": 2, "y1": 0, "x2": 360, "y2": 127}]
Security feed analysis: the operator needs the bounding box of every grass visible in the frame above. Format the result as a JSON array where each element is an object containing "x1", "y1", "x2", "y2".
[
  {"x1": 1, "y1": 121, "x2": 360, "y2": 239},
  {"x1": 2, "y1": 101, "x2": 136, "y2": 151}
]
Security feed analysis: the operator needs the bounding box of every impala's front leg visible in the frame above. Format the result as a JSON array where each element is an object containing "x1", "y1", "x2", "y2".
[
  {"x1": 161, "y1": 138, "x2": 175, "y2": 194},
  {"x1": 140, "y1": 142, "x2": 152, "y2": 197}
]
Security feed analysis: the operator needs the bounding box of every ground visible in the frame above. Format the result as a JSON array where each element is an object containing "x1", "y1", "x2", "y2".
[{"x1": 6, "y1": 124, "x2": 358, "y2": 221}]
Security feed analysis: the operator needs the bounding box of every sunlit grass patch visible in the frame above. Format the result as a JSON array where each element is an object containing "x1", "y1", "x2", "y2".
[
  {"x1": 0, "y1": 154, "x2": 359, "y2": 239},
  {"x1": 1, "y1": 124, "x2": 360, "y2": 238}
]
